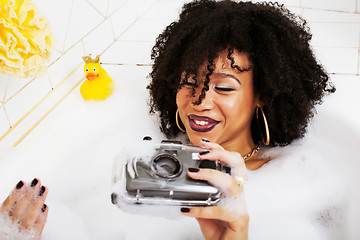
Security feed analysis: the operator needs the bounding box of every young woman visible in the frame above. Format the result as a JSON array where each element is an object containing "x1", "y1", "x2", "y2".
[
  {"x1": 147, "y1": 0, "x2": 335, "y2": 239},
  {"x1": 1, "y1": 0, "x2": 337, "y2": 239}
]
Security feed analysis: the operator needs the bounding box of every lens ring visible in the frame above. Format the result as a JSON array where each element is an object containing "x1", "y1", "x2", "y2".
[{"x1": 151, "y1": 154, "x2": 182, "y2": 178}]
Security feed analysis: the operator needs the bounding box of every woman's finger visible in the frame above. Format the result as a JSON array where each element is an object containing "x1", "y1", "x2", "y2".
[
  {"x1": 33, "y1": 204, "x2": 49, "y2": 235},
  {"x1": 20, "y1": 186, "x2": 48, "y2": 231},
  {"x1": 0, "y1": 180, "x2": 26, "y2": 214},
  {"x1": 182, "y1": 206, "x2": 249, "y2": 236},
  {"x1": 198, "y1": 148, "x2": 244, "y2": 169},
  {"x1": 188, "y1": 168, "x2": 241, "y2": 196},
  {"x1": 200, "y1": 138, "x2": 225, "y2": 150},
  {"x1": 195, "y1": 217, "x2": 223, "y2": 240},
  {"x1": 12, "y1": 178, "x2": 41, "y2": 222},
  {"x1": 181, "y1": 206, "x2": 240, "y2": 223}
]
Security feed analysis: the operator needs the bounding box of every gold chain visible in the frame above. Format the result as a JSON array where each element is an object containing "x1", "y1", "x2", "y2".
[{"x1": 243, "y1": 145, "x2": 261, "y2": 161}]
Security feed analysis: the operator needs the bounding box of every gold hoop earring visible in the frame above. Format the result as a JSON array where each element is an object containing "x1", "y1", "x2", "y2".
[
  {"x1": 176, "y1": 109, "x2": 186, "y2": 132},
  {"x1": 256, "y1": 105, "x2": 270, "y2": 146}
]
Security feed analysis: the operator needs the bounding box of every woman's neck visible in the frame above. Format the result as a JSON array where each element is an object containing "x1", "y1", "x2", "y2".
[
  {"x1": 221, "y1": 137, "x2": 270, "y2": 170},
  {"x1": 221, "y1": 135, "x2": 256, "y2": 158}
]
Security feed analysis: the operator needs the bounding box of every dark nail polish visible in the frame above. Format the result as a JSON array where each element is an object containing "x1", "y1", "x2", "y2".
[
  {"x1": 16, "y1": 181, "x2": 24, "y2": 189},
  {"x1": 41, "y1": 204, "x2": 47, "y2": 212},
  {"x1": 143, "y1": 136, "x2": 152, "y2": 141},
  {"x1": 199, "y1": 151, "x2": 209, "y2": 155},
  {"x1": 201, "y1": 138, "x2": 210, "y2": 142},
  {"x1": 39, "y1": 186, "x2": 45, "y2": 196},
  {"x1": 111, "y1": 193, "x2": 118, "y2": 204},
  {"x1": 181, "y1": 207, "x2": 190, "y2": 213},
  {"x1": 188, "y1": 168, "x2": 199, "y2": 173},
  {"x1": 31, "y1": 178, "x2": 38, "y2": 187}
]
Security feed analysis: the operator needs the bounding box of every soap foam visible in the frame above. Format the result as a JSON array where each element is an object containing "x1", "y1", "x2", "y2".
[{"x1": 0, "y1": 213, "x2": 37, "y2": 240}]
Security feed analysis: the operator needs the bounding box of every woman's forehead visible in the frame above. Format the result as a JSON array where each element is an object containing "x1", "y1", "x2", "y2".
[{"x1": 190, "y1": 50, "x2": 251, "y2": 75}]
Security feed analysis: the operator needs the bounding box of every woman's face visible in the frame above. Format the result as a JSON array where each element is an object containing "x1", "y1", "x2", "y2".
[{"x1": 176, "y1": 49, "x2": 259, "y2": 151}]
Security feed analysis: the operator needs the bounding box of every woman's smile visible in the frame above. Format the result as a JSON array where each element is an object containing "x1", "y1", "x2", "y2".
[{"x1": 188, "y1": 114, "x2": 220, "y2": 132}]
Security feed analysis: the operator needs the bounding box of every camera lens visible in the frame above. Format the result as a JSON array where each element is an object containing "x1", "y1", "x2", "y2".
[{"x1": 151, "y1": 154, "x2": 182, "y2": 178}]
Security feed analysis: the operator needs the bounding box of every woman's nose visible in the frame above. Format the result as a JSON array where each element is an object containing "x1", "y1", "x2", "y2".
[{"x1": 191, "y1": 88, "x2": 215, "y2": 111}]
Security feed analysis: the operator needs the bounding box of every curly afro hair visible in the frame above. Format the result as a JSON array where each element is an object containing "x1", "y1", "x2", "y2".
[{"x1": 147, "y1": 0, "x2": 335, "y2": 146}]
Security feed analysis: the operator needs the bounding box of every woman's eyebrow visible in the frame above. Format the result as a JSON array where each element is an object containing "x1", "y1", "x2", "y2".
[{"x1": 213, "y1": 73, "x2": 241, "y2": 84}]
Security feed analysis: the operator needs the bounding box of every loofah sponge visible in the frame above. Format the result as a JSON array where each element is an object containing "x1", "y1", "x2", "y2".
[{"x1": 0, "y1": 0, "x2": 55, "y2": 78}]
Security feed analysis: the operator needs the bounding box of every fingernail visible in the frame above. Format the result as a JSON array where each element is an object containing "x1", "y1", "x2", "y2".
[
  {"x1": 201, "y1": 138, "x2": 210, "y2": 142},
  {"x1": 181, "y1": 207, "x2": 190, "y2": 213},
  {"x1": 199, "y1": 151, "x2": 209, "y2": 155},
  {"x1": 39, "y1": 186, "x2": 45, "y2": 196},
  {"x1": 31, "y1": 178, "x2": 38, "y2": 187},
  {"x1": 41, "y1": 204, "x2": 47, "y2": 212},
  {"x1": 188, "y1": 168, "x2": 199, "y2": 173},
  {"x1": 16, "y1": 181, "x2": 24, "y2": 189}
]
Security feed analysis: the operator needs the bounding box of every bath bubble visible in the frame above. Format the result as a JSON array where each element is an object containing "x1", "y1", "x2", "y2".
[
  {"x1": 218, "y1": 192, "x2": 248, "y2": 216},
  {"x1": 244, "y1": 136, "x2": 352, "y2": 239},
  {"x1": 0, "y1": 213, "x2": 37, "y2": 240}
]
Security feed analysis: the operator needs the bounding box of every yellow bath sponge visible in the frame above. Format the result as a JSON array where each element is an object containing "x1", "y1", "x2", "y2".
[{"x1": 0, "y1": 0, "x2": 55, "y2": 78}]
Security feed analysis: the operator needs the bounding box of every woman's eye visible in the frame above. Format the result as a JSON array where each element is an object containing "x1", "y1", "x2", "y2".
[{"x1": 215, "y1": 86, "x2": 235, "y2": 92}]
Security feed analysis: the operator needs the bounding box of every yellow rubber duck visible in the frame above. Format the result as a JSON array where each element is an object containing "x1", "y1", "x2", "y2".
[{"x1": 80, "y1": 55, "x2": 114, "y2": 101}]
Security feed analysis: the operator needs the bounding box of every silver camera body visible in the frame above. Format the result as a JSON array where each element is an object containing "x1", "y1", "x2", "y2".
[{"x1": 111, "y1": 139, "x2": 230, "y2": 207}]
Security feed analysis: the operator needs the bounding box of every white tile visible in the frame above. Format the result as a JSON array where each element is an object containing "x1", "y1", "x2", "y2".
[
  {"x1": 287, "y1": 7, "x2": 303, "y2": 16},
  {"x1": 119, "y1": 19, "x2": 171, "y2": 41},
  {"x1": 3, "y1": 76, "x2": 31, "y2": 102},
  {"x1": 1, "y1": 65, "x2": 84, "y2": 147},
  {"x1": 141, "y1": 1, "x2": 184, "y2": 21},
  {"x1": 303, "y1": 9, "x2": 360, "y2": 23},
  {"x1": 63, "y1": 0, "x2": 104, "y2": 53},
  {"x1": 82, "y1": 19, "x2": 115, "y2": 56},
  {"x1": 6, "y1": 75, "x2": 51, "y2": 126},
  {"x1": 2, "y1": 76, "x2": 45, "y2": 103},
  {"x1": 48, "y1": 43, "x2": 84, "y2": 87},
  {"x1": 322, "y1": 74, "x2": 360, "y2": 134},
  {"x1": 274, "y1": 0, "x2": 301, "y2": 7},
  {"x1": 0, "y1": 73, "x2": 54, "y2": 105},
  {"x1": 309, "y1": 22, "x2": 360, "y2": 48},
  {"x1": 110, "y1": 1, "x2": 138, "y2": 39},
  {"x1": 358, "y1": 0, "x2": 360, "y2": 12},
  {"x1": 86, "y1": 0, "x2": 109, "y2": 17},
  {"x1": 107, "y1": 0, "x2": 128, "y2": 17},
  {"x1": 302, "y1": 0, "x2": 356, "y2": 12},
  {"x1": 129, "y1": 0, "x2": 157, "y2": 17},
  {"x1": 48, "y1": 50, "x2": 62, "y2": 68},
  {"x1": 0, "y1": 74, "x2": 12, "y2": 102},
  {"x1": 101, "y1": 41, "x2": 154, "y2": 65},
  {"x1": 313, "y1": 47, "x2": 358, "y2": 74},
  {"x1": 0, "y1": 104, "x2": 10, "y2": 136},
  {"x1": 33, "y1": 0, "x2": 73, "y2": 53}
]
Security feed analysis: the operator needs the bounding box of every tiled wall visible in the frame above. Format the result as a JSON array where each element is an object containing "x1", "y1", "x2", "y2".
[{"x1": 1, "y1": 0, "x2": 359, "y2": 147}]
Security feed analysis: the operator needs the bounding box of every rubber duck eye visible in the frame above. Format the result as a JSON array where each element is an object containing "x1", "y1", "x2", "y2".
[
  {"x1": 93, "y1": 68, "x2": 96, "y2": 72},
  {"x1": 85, "y1": 68, "x2": 89, "y2": 72}
]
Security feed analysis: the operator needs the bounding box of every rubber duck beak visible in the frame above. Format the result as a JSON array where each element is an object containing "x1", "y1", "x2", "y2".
[{"x1": 86, "y1": 73, "x2": 99, "y2": 81}]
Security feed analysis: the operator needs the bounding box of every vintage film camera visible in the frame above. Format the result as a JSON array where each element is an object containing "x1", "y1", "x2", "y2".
[{"x1": 111, "y1": 137, "x2": 230, "y2": 207}]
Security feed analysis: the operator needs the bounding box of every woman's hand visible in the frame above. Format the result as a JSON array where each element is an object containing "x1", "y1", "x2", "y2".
[
  {"x1": 181, "y1": 139, "x2": 249, "y2": 240},
  {"x1": 0, "y1": 178, "x2": 49, "y2": 238}
]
